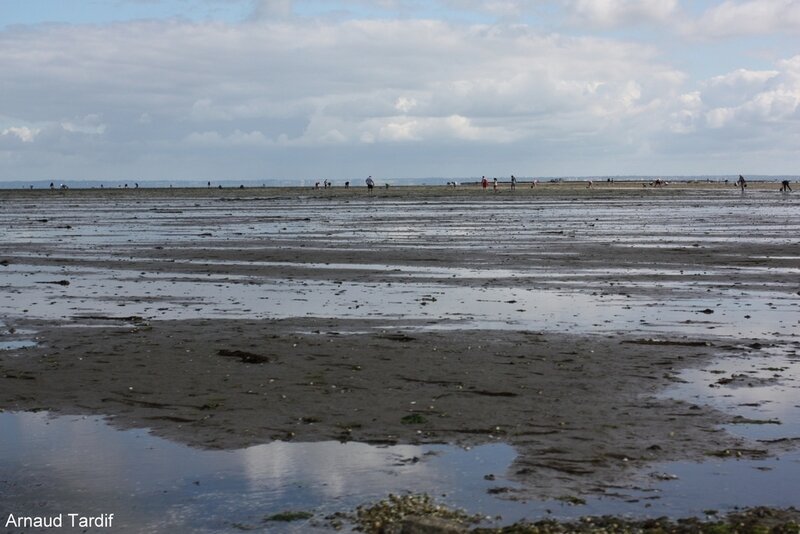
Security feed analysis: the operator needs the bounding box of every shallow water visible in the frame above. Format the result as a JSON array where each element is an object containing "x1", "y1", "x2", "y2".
[
  {"x1": 0, "y1": 340, "x2": 37, "y2": 351},
  {"x1": 663, "y1": 344, "x2": 800, "y2": 440},
  {"x1": 2, "y1": 193, "x2": 799, "y2": 530},
  {"x1": 2, "y1": 263, "x2": 796, "y2": 340},
  {"x1": 0, "y1": 411, "x2": 520, "y2": 533},
  {"x1": 2, "y1": 195, "x2": 798, "y2": 341},
  {"x1": 2, "y1": 409, "x2": 800, "y2": 533},
  {"x1": 2, "y1": 195, "x2": 798, "y2": 251}
]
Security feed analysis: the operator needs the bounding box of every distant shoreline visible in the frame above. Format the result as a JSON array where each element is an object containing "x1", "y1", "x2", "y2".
[
  {"x1": 0, "y1": 179, "x2": 792, "y2": 199},
  {"x1": 0, "y1": 175, "x2": 797, "y2": 191}
]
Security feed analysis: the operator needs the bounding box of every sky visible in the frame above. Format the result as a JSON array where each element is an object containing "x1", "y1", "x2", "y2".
[{"x1": 1, "y1": 0, "x2": 799, "y2": 182}]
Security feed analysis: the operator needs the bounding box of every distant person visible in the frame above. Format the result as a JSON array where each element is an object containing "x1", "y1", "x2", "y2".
[
  {"x1": 315, "y1": 181, "x2": 320, "y2": 189},
  {"x1": 780, "y1": 180, "x2": 792, "y2": 192},
  {"x1": 481, "y1": 176, "x2": 488, "y2": 190},
  {"x1": 493, "y1": 177, "x2": 498, "y2": 191},
  {"x1": 207, "y1": 181, "x2": 211, "y2": 188},
  {"x1": 737, "y1": 175, "x2": 747, "y2": 192},
  {"x1": 366, "y1": 176, "x2": 375, "y2": 192},
  {"x1": 587, "y1": 180, "x2": 593, "y2": 188},
  {"x1": 50, "y1": 182, "x2": 54, "y2": 190},
  {"x1": 530, "y1": 179, "x2": 537, "y2": 188},
  {"x1": 510, "y1": 175, "x2": 517, "y2": 190},
  {"x1": 344, "y1": 181, "x2": 350, "y2": 189},
  {"x1": 135, "y1": 183, "x2": 139, "y2": 188}
]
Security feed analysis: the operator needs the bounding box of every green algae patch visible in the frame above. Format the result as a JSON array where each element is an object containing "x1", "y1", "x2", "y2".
[
  {"x1": 344, "y1": 495, "x2": 800, "y2": 534},
  {"x1": 263, "y1": 510, "x2": 314, "y2": 522},
  {"x1": 401, "y1": 413, "x2": 428, "y2": 425},
  {"x1": 354, "y1": 494, "x2": 482, "y2": 533}
]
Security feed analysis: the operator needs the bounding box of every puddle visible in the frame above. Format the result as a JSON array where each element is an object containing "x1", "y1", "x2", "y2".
[
  {"x1": 662, "y1": 344, "x2": 800, "y2": 440},
  {"x1": 0, "y1": 320, "x2": 38, "y2": 351},
  {"x1": 2, "y1": 409, "x2": 800, "y2": 532},
  {"x1": 0, "y1": 411, "x2": 524, "y2": 533},
  {"x1": 0, "y1": 340, "x2": 37, "y2": 350},
  {"x1": 609, "y1": 343, "x2": 800, "y2": 517}
]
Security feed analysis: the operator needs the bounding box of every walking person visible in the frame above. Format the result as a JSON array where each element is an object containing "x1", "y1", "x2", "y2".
[
  {"x1": 510, "y1": 175, "x2": 517, "y2": 190},
  {"x1": 780, "y1": 179, "x2": 792, "y2": 192},
  {"x1": 366, "y1": 176, "x2": 375, "y2": 192},
  {"x1": 737, "y1": 175, "x2": 747, "y2": 192},
  {"x1": 493, "y1": 177, "x2": 498, "y2": 192},
  {"x1": 481, "y1": 176, "x2": 488, "y2": 190}
]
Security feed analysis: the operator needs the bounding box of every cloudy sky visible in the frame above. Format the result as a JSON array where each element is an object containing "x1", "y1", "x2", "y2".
[{"x1": 1, "y1": 0, "x2": 799, "y2": 183}]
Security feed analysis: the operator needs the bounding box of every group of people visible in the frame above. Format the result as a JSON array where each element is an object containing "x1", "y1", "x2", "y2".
[
  {"x1": 737, "y1": 175, "x2": 793, "y2": 192},
  {"x1": 480, "y1": 175, "x2": 539, "y2": 190},
  {"x1": 41, "y1": 175, "x2": 797, "y2": 192}
]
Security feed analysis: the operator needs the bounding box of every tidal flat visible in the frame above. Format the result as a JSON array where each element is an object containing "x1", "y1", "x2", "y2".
[{"x1": 0, "y1": 183, "x2": 798, "y2": 532}]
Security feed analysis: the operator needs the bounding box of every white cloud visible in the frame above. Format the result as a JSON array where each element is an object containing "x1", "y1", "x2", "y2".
[
  {"x1": 689, "y1": 0, "x2": 800, "y2": 38},
  {"x1": 566, "y1": 0, "x2": 679, "y2": 28},
  {"x1": 0, "y1": 17, "x2": 688, "y2": 177},
  {"x1": 705, "y1": 106, "x2": 736, "y2": 128},
  {"x1": 60, "y1": 114, "x2": 107, "y2": 135},
  {"x1": 707, "y1": 69, "x2": 781, "y2": 88},
  {"x1": 655, "y1": 55, "x2": 800, "y2": 146},
  {"x1": 701, "y1": 59, "x2": 800, "y2": 127},
  {"x1": 1, "y1": 126, "x2": 40, "y2": 142},
  {"x1": 370, "y1": 114, "x2": 514, "y2": 142},
  {"x1": 394, "y1": 97, "x2": 418, "y2": 114},
  {"x1": 1, "y1": 5, "x2": 798, "y2": 180}
]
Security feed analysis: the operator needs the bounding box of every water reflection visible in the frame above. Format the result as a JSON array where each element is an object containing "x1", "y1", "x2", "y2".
[
  {"x1": 662, "y1": 345, "x2": 800, "y2": 440},
  {"x1": 2, "y1": 410, "x2": 800, "y2": 532},
  {"x1": 1, "y1": 263, "x2": 796, "y2": 341},
  {"x1": 0, "y1": 412, "x2": 518, "y2": 533},
  {"x1": 2, "y1": 194, "x2": 800, "y2": 530},
  {"x1": 1, "y1": 194, "x2": 798, "y2": 344},
  {"x1": 0, "y1": 340, "x2": 37, "y2": 350}
]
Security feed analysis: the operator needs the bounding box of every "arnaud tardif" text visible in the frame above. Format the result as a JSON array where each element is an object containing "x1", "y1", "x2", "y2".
[{"x1": 5, "y1": 513, "x2": 114, "y2": 529}]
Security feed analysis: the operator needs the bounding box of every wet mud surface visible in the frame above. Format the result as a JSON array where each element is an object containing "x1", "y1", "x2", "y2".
[
  {"x1": 1, "y1": 317, "x2": 755, "y2": 499},
  {"x1": 1, "y1": 185, "x2": 799, "y2": 528}
]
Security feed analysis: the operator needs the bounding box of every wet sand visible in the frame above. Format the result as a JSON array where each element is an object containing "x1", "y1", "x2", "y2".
[{"x1": 1, "y1": 184, "x2": 798, "y2": 505}]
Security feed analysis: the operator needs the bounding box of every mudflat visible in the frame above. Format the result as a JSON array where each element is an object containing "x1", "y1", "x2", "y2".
[{"x1": 1, "y1": 183, "x2": 798, "y2": 503}]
